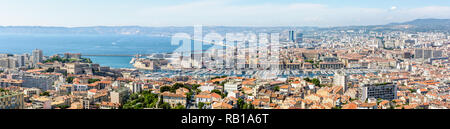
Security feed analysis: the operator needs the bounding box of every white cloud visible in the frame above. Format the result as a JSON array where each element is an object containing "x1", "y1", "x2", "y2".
[{"x1": 390, "y1": 6, "x2": 397, "y2": 10}]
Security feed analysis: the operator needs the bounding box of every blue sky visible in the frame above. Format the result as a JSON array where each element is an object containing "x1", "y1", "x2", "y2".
[{"x1": 0, "y1": 0, "x2": 449, "y2": 27}]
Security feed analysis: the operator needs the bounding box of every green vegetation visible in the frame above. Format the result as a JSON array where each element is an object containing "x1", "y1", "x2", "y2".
[
  {"x1": 332, "y1": 106, "x2": 342, "y2": 109},
  {"x1": 122, "y1": 90, "x2": 159, "y2": 109},
  {"x1": 160, "y1": 86, "x2": 172, "y2": 93},
  {"x1": 159, "y1": 102, "x2": 171, "y2": 109},
  {"x1": 374, "y1": 82, "x2": 393, "y2": 86},
  {"x1": 45, "y1": 68, "x2": 55, "y2": 73},
  {"x1": 66, "y1": 77, "x2": 75, "y2": 83},
  {"x1": 160, "y1": 83, "x2": 193, "y2": 93},
  {"x1": 237, "y1": 98, "x2": 245, "y2": 109},
  {"x1": 303, "y1": 77, "x2": 311, "y2": 82},
  {"x1": 377, "y1": 98, "x2": 383, "y2": 105},
  {"x1": 313, "y1": 60, "x2": 322, "y2": 68},
  {"x1": 211, "y1": 75, "x2": 227, "y2": 80},
  {"x1": 88, "y1": 79, "x2": 101, "y2": 84},
  {"x1": 246, "y1": 103, "x2": 255, "y2": 109},
  {"x1": 273, "y1": 86, "x2": 280, "y2": 92},
  {"x1": 174, "y1": 103, "x2": 185, "y2": 109},
  {"x1": 172, "y1": 83, "x2": 189, "y2": 90},
  {"x1": 389, "y1": 106, "x2": 395, "y2": 109},
  {"x1": 219, "y1": 81, "x2": 227, "y2": 86},
  {"x1": 56, "y1": 105, "x2": 70, "y2": 109},
  {"x1": 304, "y1": 77, "x2": 324, "y2": 87},
  {"x1": 44, "y1": 56, "x2": 92, "y2": 63},
  {"x1": 40, "y1": 91, "x2": 50, "y2": 96},
  {"x1": 223, "y1": 92, "x2": 228, "y2": 98},
  {"x1": 237, "y1": 98, "x2": 254, "y2": 109},
  {"x1": 408, "y1": 89, "x2": 417, "y2": 93},
  {"x1": 211, "y1": 89, "x2": 222, "y2": 95},
  {"x1": 44, "y1": 56, "x2": 68, "y2": 63},
  {"x1": 211, "y1": 89, "x2": 227, "y2": 98},
  {"x1": 311, "y1": 78, "x2": 321, "y2": 86},
  {"x1": 62, "y1": 71, "x2": 68, "y2": 77},
  {"x1": 81, "y1": 58, "x2": 93, "y2": 63},
  {"x1": 213, "y1": 80, "x2": 228, "y2": 86},
  {"x1": 304, "y1": 59, "x2": 314, "y2": 63},
  {"x1": 192, "y1": 84, "x2": 201, "y2": 90},
  {"x1": 185, "y1": 92, "x2": 193, "y2": 101},
  {"x1": 198, "y1": 102, "x2": 205, "y2": 109}
]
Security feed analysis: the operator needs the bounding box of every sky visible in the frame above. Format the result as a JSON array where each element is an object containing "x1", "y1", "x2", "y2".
[{"x1": 0, "y1": 0, "x2": 449, "y2": 27}]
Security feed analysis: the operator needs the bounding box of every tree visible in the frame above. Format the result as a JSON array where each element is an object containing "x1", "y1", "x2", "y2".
[
  {"x1": 219, "y1": 81, "x2": 227, "y2": 86},
  {"x1": 173, "y1": 83, "x2": 185, "y2": 89},
  {"x1": 273, "y1": 86, "x2": 280, "y2": 92},
  {"x1": 81, "y1": 58, "x2": 93, "y2": 63},
  {"x1": 243, "y1": 103, "x2": 249, "y2": 109},
  {"x1": 198, "y1": 102, "x2": 205, "y2": 109},
  {"x1": 192, "y1": 84, "x2": 201, "y2": 90},
  {"x1": 135, "y1": 103, "x2": 143, "y2": 109},
  {"x1": 88, "y1": 79, "x2": 101, "y2": 84},
  {"x1": 311, "y1": 78, "x2": 321, "y2": 86},
  {"x1": 46, "y1": 68, "x2": 55, "y2": 73},
  {"x1": 160, "y1": 102, "x2": 171, "y2": 109},
  {"x1": 57, "y1": 105, "x2": 70, "y2": 109},
  {"x1": 185, "y1": 92, "x2": 193, "y2": 101},
  {"x1": 40, "y1": 91, "x2": 50, "y2": 96},
  {"x1": 174, "y1": 103, "x2": 185, "y2": 109},
  {"x1": 237, "y1": 98, "x2": 245, "y2": 109},
  {"x1": 66, "y1": 77, "x2": 75, "y2": 83},
  {"x1": 211, "y1": 89, "x2": 226, "y2": 98},
  {"x1": 158, "y1": 96, "x2": 164, "y2": 106},
  {"x1": 221, "y1": 92, "x2": 228, "y2": 99},
  {"x1": 332, "y1": 106, "x2": 342, "y2": 109},
  {"x1": 248, "y1": 103, "x2": 255, "y2": 109},
  {"x1": 211, "y1": 89, "x2": 222, "y2": 95},
  {"x1": 160, "y1": 86, "x2": 171, "y2": 93},
  {"x1": 303, "y1": 77, "x2": 311, "y2": 82},
  {"x1": 129, "y1": 93, "x2": 139, "y2": 100},
  {"x1": 305, "y1": 59, "x2": 314, "y2": 63},
  {"x1": 408, "y1": 89, "x2": 417, "y2": 93},
  {"x1": 44, "y1": 56, "x2": 63, "y2": 63},
  {"x1": 122, "y1": 91, "x2": 159, "y2": 109}
]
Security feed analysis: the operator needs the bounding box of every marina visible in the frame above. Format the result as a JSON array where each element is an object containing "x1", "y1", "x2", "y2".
[{"x1": 139, "y1": 69, "x2": 382, "y2": 78}]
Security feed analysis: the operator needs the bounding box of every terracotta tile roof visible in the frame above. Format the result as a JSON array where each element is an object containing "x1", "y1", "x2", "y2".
[
  {"x1": 342, "y1": 103, "x2": 358, "y2": 109},
  {"x1": 212, "y1": 102, "x2": 233, "y2": 109},
  {"x1": 211, "y1": 93, "x2": 221, "y2": 99}
]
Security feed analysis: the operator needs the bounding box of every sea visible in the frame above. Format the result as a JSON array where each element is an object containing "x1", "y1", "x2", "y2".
[
  {"x1": 0, "y1": 33, "x2": 179, "y2": 68},
  {"x1": 0, "y1": 33, "x2": 373, "y2": 77}
]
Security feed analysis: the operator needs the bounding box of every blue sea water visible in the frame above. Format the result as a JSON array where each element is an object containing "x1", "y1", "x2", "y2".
[
  {"x1": 84, "y1": 56, "x2": 134, "y2": 68},
  {"x1": 0, "y1": 34, "x2": 179, "y2": 68}
]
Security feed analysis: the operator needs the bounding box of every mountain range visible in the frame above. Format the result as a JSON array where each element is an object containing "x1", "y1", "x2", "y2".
[{"x1": 0, "y1": 19, "x2": 449, "y2": 35}]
